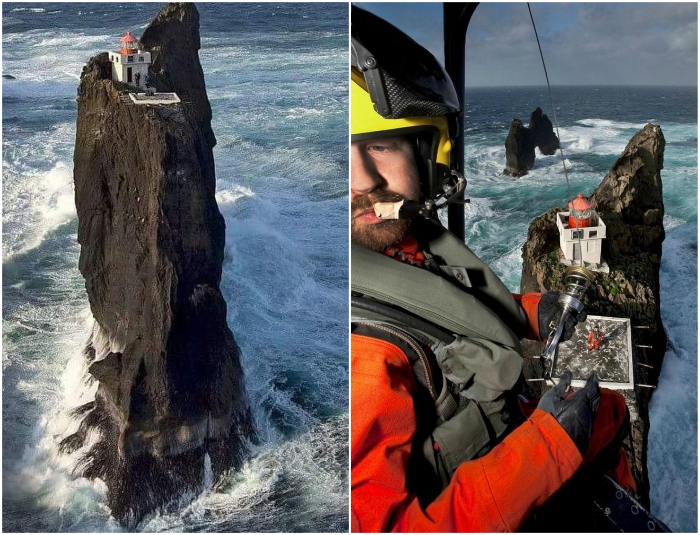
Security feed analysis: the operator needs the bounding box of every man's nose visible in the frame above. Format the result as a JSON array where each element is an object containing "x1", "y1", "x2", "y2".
[{"x1": 351, "y1": 145, "x2": 382, "y2": 194}]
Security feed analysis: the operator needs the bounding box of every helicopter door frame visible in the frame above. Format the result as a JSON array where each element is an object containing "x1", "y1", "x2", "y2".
[{"x1": 444, "y1": 3, "x2": 479, "y2": 242}]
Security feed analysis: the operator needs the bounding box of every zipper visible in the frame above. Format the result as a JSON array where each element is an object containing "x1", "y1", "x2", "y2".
[{"x1": 356, "y1": 321, "x2": 438, "y2": 401}]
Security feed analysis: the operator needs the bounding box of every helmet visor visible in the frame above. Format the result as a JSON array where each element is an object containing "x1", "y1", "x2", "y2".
[{"x1": 351, "y1": 5, "x2": 460, "y2": 120}]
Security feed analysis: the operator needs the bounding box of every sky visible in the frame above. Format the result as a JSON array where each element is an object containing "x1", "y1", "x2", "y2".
[{"x1": 355, "y1": 3, "x2": 698, "y2": 87}]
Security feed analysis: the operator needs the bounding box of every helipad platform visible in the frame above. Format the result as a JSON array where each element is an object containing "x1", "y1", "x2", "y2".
[
  {"x1": 129, "y1": 92, "x2": 180, "y2": 105},
  {"x1": 553, "y1": 315, "x2": 633, "y2": 390}
]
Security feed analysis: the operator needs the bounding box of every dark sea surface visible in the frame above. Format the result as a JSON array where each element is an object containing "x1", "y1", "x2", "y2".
[
  {"x1": 3, "y1": 3, "x2": 348, "y2": 532},
  {"x1": 459, "y1": 85, "x2": 697, "y2": 532}
]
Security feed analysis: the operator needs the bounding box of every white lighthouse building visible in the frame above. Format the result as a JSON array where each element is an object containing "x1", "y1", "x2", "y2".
[
  {"x1": 108, "y1": 31, "x2": 151, "y2": 89},
  {"x1": 556, "y1": 194, "x2": 608, "y2": 272}
]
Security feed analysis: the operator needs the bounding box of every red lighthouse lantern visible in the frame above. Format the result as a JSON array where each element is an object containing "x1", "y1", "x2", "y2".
[
  {"x1": 568, "y1": 194, "x2": 594, "y2": 229},
  {"x1": 120, "y1": 31, "x2": 137, "y2": 55}
]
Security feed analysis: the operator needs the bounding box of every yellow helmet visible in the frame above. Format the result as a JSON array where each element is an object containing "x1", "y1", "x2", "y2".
[{"x1": 351, "y1": 5, "x2": 465, "y2": 208}]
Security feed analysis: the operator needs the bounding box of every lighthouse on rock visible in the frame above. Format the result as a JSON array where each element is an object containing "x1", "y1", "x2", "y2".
[
  {"x1": 556, "y1": 193, "x2": 608, "y2": 271},
  {"x1": 108, "y1": 31, "x2": 151, "y2": 89}
]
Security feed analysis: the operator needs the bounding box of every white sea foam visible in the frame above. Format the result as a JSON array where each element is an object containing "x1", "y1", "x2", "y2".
[
  {"x1": 463, "y1": 196, "x2": 497, "y2": 223},
  {"x1": 39, "y1": 162, "x2": 77, "y2": 217},
  {"x1": 203, "y1": 453, "x2": 214, "y2": 490},
  {"x1": 663, "y1": 215, "x2": 687, "y2": 232},
  {"x1": 488, "y1": 245, "x2": 525, "y2": 291},
  {"x1": 215, "y1": 186, "x2": 256, "y2": 206},
  {"x1": 11, "y1": 7, "x2": 46, "y2": 12},
  {"x1": 216, "y1": 170, "x2": 347, "y2": 450},
  {"x1": 465, "y1": 144, "x2": 506, "y2": 179},
  {"x1": 285, "y1": 107, "x2": 327, "y2": 119},
  {"x1": 566, "y1": 134, "x2": 593, "y2": 152},
  {"x1": 33, "y1": 34, "x2": 111, "y2": 49},
  {"x1": 575, "y1": 118, "x2": 648, "y2": 130},
  {"x1": 2, "y1": 31, "x2": 111, "y2": 84},
  {"x1": 138, "y1": 416, "x2": 347, "y2": 532},
  {"x1": 557, "y1": 124, "x2": 630, "y2": 156},
  {"x1": 559, "y1": 119, "x2": 660, "y2": 155},
  {"x1": 3, "y1": 160, "x2": 77, "y2": 260},
  {"x1": 648, "y1": 223, "x2": 698, "y2": 532},
  {"x1": 2, "y1": 304, "x2": 114, "y2": 531}
]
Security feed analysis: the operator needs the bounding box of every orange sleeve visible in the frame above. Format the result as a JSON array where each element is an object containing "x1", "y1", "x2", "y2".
[
  {"x1": 512, "y1": 292, "x2": 542, "y2": 341},
  {"x1": 351, "y1": 333, "x2": 583, "y2": 533}
]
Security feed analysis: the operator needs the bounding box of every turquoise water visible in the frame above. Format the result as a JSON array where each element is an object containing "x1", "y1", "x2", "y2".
[{"x1": 3, "y1": 3, "x2": 348, "y2": 532}]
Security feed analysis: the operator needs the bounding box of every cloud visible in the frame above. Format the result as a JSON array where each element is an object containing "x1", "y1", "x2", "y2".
[
  {"x1": 356, "y1": 2, "x2": 697, "y2": 87},
  {"x1": 467, "y1": 3, "x2": 698, "y2": 86},
  {"x1": 668, "y1": 23, "x2": 698, "y2": 53}
]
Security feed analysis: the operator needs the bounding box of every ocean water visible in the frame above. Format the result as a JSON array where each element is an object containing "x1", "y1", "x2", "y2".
[
  {"x1": 2, "y1": 3, "x2": 348, "y2": 532},
  {"x1": 461, "y1": 85, "x2": 697, "y2": 532}
]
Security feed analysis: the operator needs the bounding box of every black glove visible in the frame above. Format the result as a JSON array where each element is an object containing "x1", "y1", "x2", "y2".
[
  {"x1": 537, "y1": 371, "x2": 600, "y2": 453},
  {"x1": 538, "y1": 291, "x2": 587, "y2": 343}
]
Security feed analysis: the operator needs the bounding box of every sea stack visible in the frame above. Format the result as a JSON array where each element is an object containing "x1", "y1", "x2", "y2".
[
  {"x1": 529, "y1": 107, "x2": 560, "y2": 156},
  {"x1": 503, "y1": 108, "x2": 560, "y2": 176},
  {"x1": 503, "y1": 118, "x2": 535, "y2": 177},
  {"x1": 520, "y1": 123, "x2": 667, "y2": 507},
  {"x1": 68, "y1": 3, "x2": 253, "y2": 525}
]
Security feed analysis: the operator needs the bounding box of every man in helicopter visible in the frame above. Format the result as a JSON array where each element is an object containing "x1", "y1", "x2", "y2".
[{"x1": 350, "y1": 6, "x2": 636, "y2": 532}]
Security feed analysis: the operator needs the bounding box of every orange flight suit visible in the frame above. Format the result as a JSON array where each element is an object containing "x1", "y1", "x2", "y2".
[
  {"x1": 351, "y1": 332, "x2": 634, "y2": 532},
  {"x1": 352, "y1": 333, "x2": 583, "y2": 532},
  {"x1": 351, "y1": 238, "x2": 634, "y2": 531}
]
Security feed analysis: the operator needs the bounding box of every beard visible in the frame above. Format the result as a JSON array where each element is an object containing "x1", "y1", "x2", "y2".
[{"x1": 351, "y1": 191, "x2": 412, "y2": 253}]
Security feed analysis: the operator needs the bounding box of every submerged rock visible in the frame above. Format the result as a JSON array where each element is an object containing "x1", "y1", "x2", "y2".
[
  {"x1": 520, "y1": 123, "x2": 666, "y2": 507},
  {"x1": 68, "y1": 2, "x2": 253, "y2": 525}
]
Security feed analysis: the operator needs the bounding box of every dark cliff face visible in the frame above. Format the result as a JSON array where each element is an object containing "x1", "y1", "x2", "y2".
[
  {"x1": 140, "y1": 2, "x2": 216, "y2": 152},
  {"x1": 520, "y1": 123, "x2": 666, "y2": 507},
  {"x1": 69, "y1": 3, "x2": 252, "y2": 525}
]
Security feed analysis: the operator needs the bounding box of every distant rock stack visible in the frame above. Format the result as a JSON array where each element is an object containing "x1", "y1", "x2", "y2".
[
  {"x1": 503, "y1": 118, "x2": 535, "y2": 177},
  {"x1": 68, "y1": 2, "x2": 253, "y2": 525},
  {"x1": 503, "y1": 107, "x2": 560, "y2": 176},
  {"x1": 529, "y1": 107, "x2": 560, "y2": 156},
  {"x1": 520, "y1": 123, "x2": 667, "y2": 508}
]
